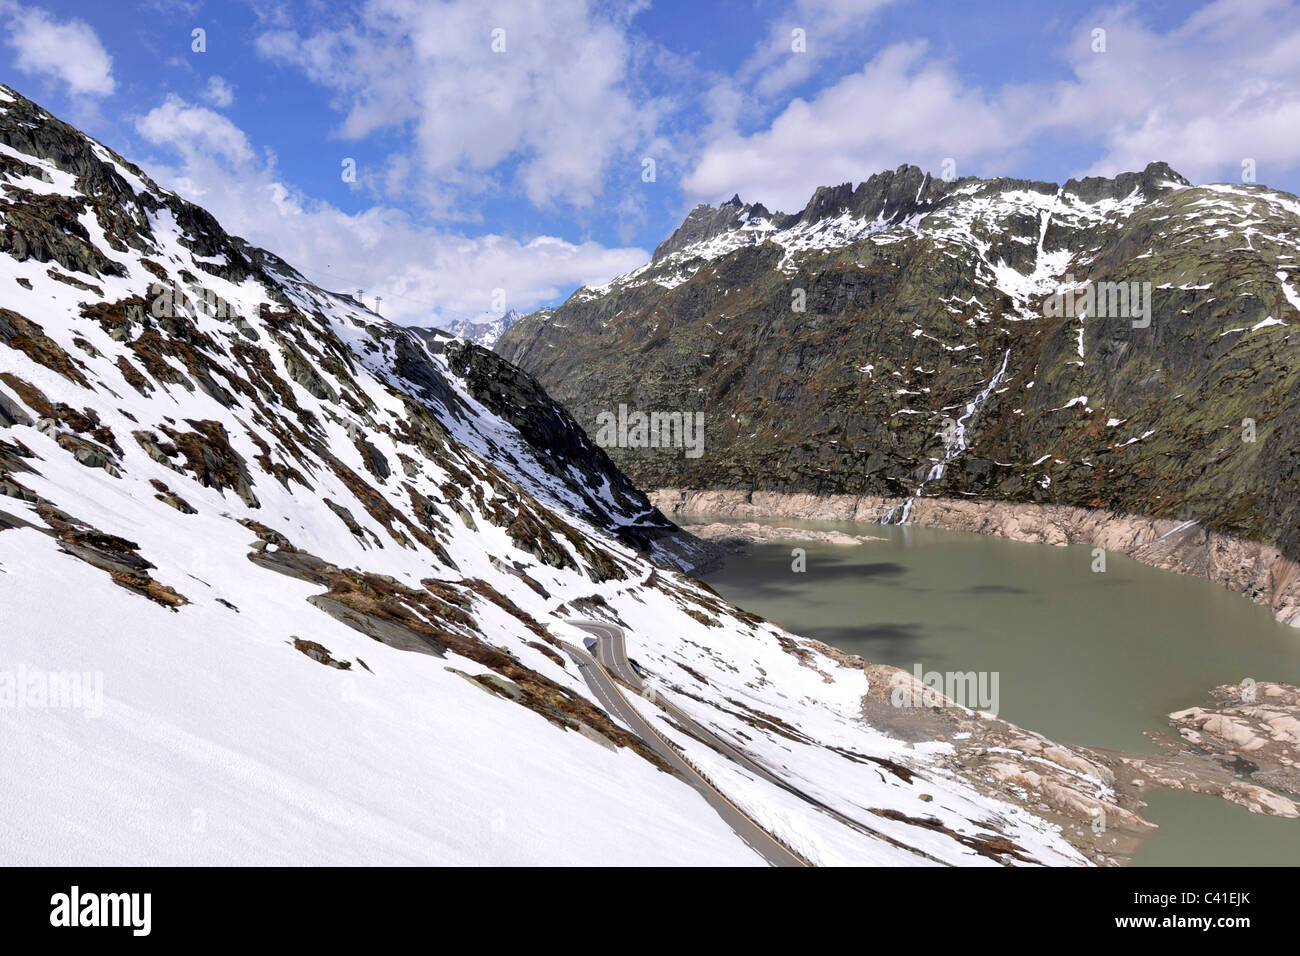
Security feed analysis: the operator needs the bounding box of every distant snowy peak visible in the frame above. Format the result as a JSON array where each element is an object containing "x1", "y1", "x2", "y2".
[{"x1": 440, "y1": 308, "x2": 524, "y2": 348}]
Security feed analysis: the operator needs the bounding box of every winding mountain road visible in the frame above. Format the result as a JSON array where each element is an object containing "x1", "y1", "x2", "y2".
[
  {"x1": 566, "y1": 619, "x2": 953, "y2": 867},
  {"x1": 560, "y1": 622, "x2": 808, "y2": 867}
]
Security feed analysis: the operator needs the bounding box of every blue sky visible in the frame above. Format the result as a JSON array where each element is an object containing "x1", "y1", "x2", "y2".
[{"x1": 3, "y1": 0, "x2": 1298, "y2": 327}]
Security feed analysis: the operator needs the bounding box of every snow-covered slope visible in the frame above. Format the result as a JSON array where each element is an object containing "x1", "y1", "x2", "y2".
[{"x1": 0, "y1": 85, "x2": 1104, "y2": 866}]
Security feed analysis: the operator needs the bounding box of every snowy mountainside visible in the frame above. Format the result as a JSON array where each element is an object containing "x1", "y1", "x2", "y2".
[{"x1": 0, "y1": 84, "x2": 1102, "y2": 866}]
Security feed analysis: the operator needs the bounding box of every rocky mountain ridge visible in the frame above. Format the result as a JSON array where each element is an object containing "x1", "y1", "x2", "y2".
[{"x1": 497, "y1": 161, "x2": 1300, "y2": 581}]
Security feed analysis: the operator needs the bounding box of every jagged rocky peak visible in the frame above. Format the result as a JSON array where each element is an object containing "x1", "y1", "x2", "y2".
[
  {"x1": 651, "y1": 199, "x2": 760, "y2": 262},
  {"x1": 646, "y1": 160, "x2": 1200, "y2": 273},
  {"x1": 1063, "y1": 160, "x2": 1193, "y2": 203},
  {"x1": 683, "y1": 161, "x2": 1191, "y2": 242},
  {"x1": 800, "y1": 164, "x2": 947, "y2": 226},
  {"x1": 652, "y1": 164, "x2": 937, "y2": 262}
]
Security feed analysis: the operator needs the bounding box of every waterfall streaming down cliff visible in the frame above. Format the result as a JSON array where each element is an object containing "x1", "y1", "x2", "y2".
[{"x1": 882, "y1": 349, "x2": 1012, "y2": 525}]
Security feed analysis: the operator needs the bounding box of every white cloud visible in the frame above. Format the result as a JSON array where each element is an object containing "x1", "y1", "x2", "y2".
[
  {"x1": 2, "y1": 2, "x2": 115, "y2": 96},
  {"x1": 686, "y1": 0, "x2": 1300, "y2": 210},
  {"x1": 1047, "y1": 0, "x2": 1300, "y2": 184},
  {"x1": 255, "y1": 0, "x2": 649, "y2": 212},
  {"x1": 686, "y1": 41, "x2": 1011, "y2": 212},
  {"x1": 744, "y1": 0, "x2": 898, "y2": 99},
  {"x1": 137, "y1": 95, "x2": 253, "y2": 167},
  {"x1": 201, "y1": 75, "x2": 234, "y2": 108},
  {"x1": 135, "y1": 96, "x2": 645, "y2": 328}
]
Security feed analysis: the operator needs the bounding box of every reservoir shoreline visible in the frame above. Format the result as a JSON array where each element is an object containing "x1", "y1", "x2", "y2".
[
  {"x1": 652, "y1": 488, "x2": 1300, "y2": 629},
  {"x1": 685, "y1": 511, "x2": 1300, "y2": 865}
]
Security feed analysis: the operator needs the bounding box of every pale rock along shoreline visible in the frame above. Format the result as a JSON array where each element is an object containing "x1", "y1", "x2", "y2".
[
  {"x1": 676, "y1": 520, "x2": 878, "y2": 552},
  {"x1": 651, "y1": 489, "x2": 1300, "y2": 629}
]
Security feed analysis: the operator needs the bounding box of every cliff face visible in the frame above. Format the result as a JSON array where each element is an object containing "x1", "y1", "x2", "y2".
[{"x1": 497, "y1": 162, "x2": 1300, "y2": 564}]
